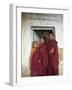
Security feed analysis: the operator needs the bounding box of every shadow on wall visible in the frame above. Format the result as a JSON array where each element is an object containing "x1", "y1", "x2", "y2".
[
  {"x1": 21, "y1": 48, "x2": 63, "y2": 77},
  {"x1": 21, "y1": 66, "x2": 31, "y2": 77}
]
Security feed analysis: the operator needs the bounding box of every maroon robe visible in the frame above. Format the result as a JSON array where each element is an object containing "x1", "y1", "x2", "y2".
[
  {"x1": 47, "y1": 40, "x2": 59, "y2": 75},
  {"x1": 39, "y1": 43, "x2": 48, "y2": 75},
  {"x1": 31, "y1": 48, "x2": 43, "y2": 76}
]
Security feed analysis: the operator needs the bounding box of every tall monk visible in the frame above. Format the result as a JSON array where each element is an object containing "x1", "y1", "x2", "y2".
[
  {"x1": 39, "y1": 36, "x2": 48, "y2": 76},
  {"x1": 29, "y1": 41, "x2": 43, "y2": 76},
  {"x1": 47, "y1": 32, "x2": 59, "y2": 75}
]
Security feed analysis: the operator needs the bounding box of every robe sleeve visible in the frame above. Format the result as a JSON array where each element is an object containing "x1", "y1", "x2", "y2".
[
  {"x1": 29, "y1": 48, "x2": 34, "y2": 69},
  {"x1": 29, "y1": 49, "x2": 32, "y2": 69},
  {"x1": 52, "y1": 42, "x2": 59, "y2": 70}
]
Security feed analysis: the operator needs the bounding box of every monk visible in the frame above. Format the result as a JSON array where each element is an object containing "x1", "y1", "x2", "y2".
[
  {"x1": 47, "y1": 32, "x2": 59, "y2": 75},
  {"x1": 39, "y1": 36, "x2": 48, "y2": 76},
  {"x1": 29, "y1": 41, "x2": 43, "y2": 76}
]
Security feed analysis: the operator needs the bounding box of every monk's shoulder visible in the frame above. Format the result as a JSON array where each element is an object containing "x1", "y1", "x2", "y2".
[
  {"x1": 53, "y1": 40, "x2": 58, "y2": 48},
  {"x1": 31, "y1": 48, "x2": 36, "y2": 54},
  {"x1": 55, "y1": 41, "x2": 58, "y2": 44},
  {"x1": 53, "y1": 40, "x2": 57, "y2": 44}
]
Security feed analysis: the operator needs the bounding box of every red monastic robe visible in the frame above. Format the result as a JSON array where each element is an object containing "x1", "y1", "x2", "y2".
[
  {"x1": 31, "y1": 48, "x2": 43, "y2": 76},
  {"x1": 47, "y1": 40, "x2": 59, "y2": 75},
  {"x1": 39, "y1": 43, "x2": 48, "y2": 75}
]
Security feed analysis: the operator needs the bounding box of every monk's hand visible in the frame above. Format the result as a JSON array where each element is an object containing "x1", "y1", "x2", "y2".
[
  {"x1": 49, "y1": 48, "x2": 54, "y2": 54},
  {"x1": 38, "y1": 60, "x2": 41, "y2": 64}
]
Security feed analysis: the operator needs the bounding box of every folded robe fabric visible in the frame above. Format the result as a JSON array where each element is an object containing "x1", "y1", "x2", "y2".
[{"x1": 47, "y1": 39, "x2": 59, "y2": 75}]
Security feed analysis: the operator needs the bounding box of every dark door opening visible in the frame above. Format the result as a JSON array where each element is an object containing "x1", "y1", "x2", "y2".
[{"x1": 33, "y1": 27, "x2": 55, "y2": 42}]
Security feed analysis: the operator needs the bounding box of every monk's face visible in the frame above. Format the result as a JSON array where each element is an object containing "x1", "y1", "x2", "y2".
[
  {"x1": 33, "y1": 42, "x2": 38, "y2": 48},
  {"x1": 49, "y1": 34, "x2": 54, "y2": 40},
  {"x1": 40, "y1": 38, "x2": 45, "y2": 44}
]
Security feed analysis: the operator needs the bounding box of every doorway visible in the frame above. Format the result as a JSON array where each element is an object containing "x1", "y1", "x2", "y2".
[{"x1": 32, "y1": 26, "x2": 55, "y2": 42}]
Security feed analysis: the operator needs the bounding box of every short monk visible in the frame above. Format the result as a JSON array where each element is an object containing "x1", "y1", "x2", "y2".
[{"x1": 29, "y1": 41, "x2": 43, "y2": 76}]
